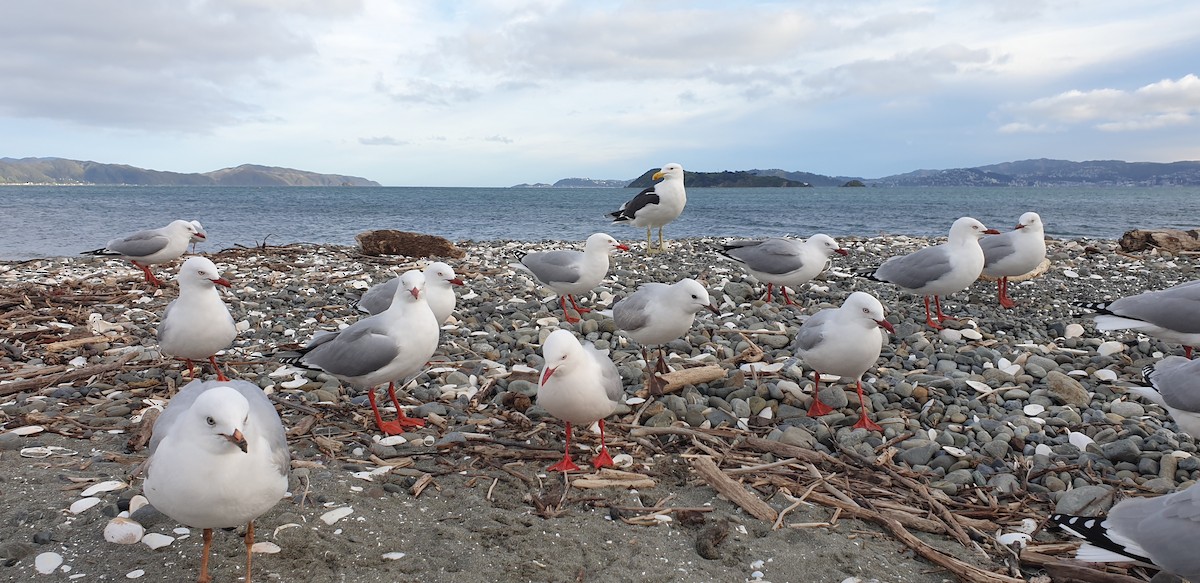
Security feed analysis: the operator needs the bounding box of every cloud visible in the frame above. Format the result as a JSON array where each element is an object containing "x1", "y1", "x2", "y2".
[
  {"x1": 359, "y1": 136, "x2": 408, "y2": 146},
  {"x1": 484, "y1": 135, "x2": 514, "y2": 144},
  {"x1": 802, "y1": 44, "x2": 995, "y2": 98},
  {"x1": 998, "y1": 74, "x2": 1200, "y2": 133}
]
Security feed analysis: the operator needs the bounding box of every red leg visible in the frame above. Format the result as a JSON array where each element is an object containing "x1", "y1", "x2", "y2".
[
  {"x1": 1187, "y1": 346, "x2": 1194, "y2": 359},
  {"x1": 781, "y1": 286, "x2": 798, "y2": 306},
  {"x1": 385, "y1": 381, "x2": 425, "y2": 428},
  {"x1": 559, "y1": 296, "x2": 580, "y2": 324},
  {"x1": 923, "y1": 296, "x2": 942, "y2": 330},
  {"x1": 548, "y1": 422, "x2": 581, "y2": 472},
  {"x1": 998, "y1": 277, "x2": 1016, "y2": 309},
  {"x1": 208, "y1": 356, "x2": 229, "y2": 381},
  {"x1": 244, "y1": 521, "x2": 255, "y2": 583},
  {"x1": 934, "y1": 295, "x2": 951, "y2": 322},
  {"x1": 592, "y1": 419, "x2": 614, "y2": 469},
  {"x1": 366, "y1": 389, "x2": 405, "y2": 435},
  {"x1": 132, "y1": 261, "x2": 162, "y2": 287},
  {"x1": 567, "y1": 294, "x2": 591, "y2": 314},
  {"x1": 851, "y1": 380, "x2": 883, "y2": 432},
  {"x1": 806, "y1": 370, "x2": 834, "y2": 416},
  {"x1": 199, "y1": 528, "x2": 214, "y2": 583},
  {"x1": 763, "y1": 283, "x2": 774, "y2": 303},
  {"x1": 184, "y1": 359, "x2": 198, "y2": 379}
]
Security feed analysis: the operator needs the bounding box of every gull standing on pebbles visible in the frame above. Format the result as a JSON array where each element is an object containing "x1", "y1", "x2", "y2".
[
  {"x1": 281, "y1": 270, "x2": 438, "y2": 435},
  {"x1": 607, "y1": 163, "x2": 686, "y2": 254},
  {"x1": 979, "y1": 211, "x2": 1046, "y2": 308},
  {"x1": 1077, "y1": 280, "x2": 1200, "y2": 358},
  {"x1": 82, "y1": 219, "x2": 203, "y2": 286},
  {"x1": 188, "y1": 220, "x2": 207, "y2": 253},
  {"x1": 864, "y1": 217, "x2": 998, "y2": 330},
  {"x1": 791, "y1": 291, "x2": 895, "y2": 431},
  {"x1": 142, "y1": 379, "x2": 289, "y2": 583},
  {"x1": 513, "y1": 233, "x2": 628, "y2": 324},
  {"x1": 158, "y1": 257, "x2": 237, "y2": 381},
  {"x1": 1050, "y1": 483, "x2": 1200, "y2": 580},
  {"x1": 613, "y1": 278, "x2": 718, "y2": 395},
  {"x1": 1133, "y1": 356, "x2": 1200, "y2": 438},
  {"x1": 357, "y1": 262, "x2": 464, "y2": 323},
  {"x1": 717, "y1": 234, "x2": 848, "y2": 305},
  {"x1": 538, "y1": 329, "x2": 624, "y2": 472}
]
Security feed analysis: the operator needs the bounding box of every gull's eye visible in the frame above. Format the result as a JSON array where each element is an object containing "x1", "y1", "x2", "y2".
[
  {"x1": 206, "y1": 416, "x2": 216, "y2": 426},
  {"x1": 862, "y1": 308, "x2": 870, "y2": 314},
  {"x1": 690, "y1": 294, "x2": 698, "y2": 299}
]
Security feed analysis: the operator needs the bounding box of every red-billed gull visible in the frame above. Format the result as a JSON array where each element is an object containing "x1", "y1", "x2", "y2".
[
  {"x1": 980, "y1": 211, "x2": 1046, "y2": 308},
  {"x1": 158, "y1": 257, "x2": 236, "y2": 381},
  {"x1": 718, "y1": 234, "x2": 848, "y2": 305},
  {"x1": 612, "y1": 278, "x2": 718, "y2": 394},
  {"x1": 82, "y1": 219, "x2": 203, "y2": 286},
  {"x1": 537, "y1": 329, "x2": 624, "y2": 472},
  {"x1": 357, "y1": 261, "x2": 464, "y2": 324},
  {"x1": 607, "y1": 163, "x2": 686, "y2": 254},
  {"x1": 1077, "y1": 279, "x2": 1200, "y2": 358},
  {"x1": 1134, "y1": 356, "x2": 1200, "y2": 438},
  {"x1": 513, "y1": 233, "x2": 628, "y2": 324}
]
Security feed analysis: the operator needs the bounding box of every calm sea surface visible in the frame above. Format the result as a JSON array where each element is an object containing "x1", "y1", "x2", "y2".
[{"x1": 2, "y1": 185, "x2": 1198, "y2": 260}]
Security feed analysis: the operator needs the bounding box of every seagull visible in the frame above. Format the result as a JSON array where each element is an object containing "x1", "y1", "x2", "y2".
[
  {"x1": 1132, "y1": 356, "x2": 1200, "y2": 438},
  {"x1": 980, "y1": 211, "x2": 1046, "y2": 308},
  {"x1": 142, "y1": 379, "x2": 289, "y2": 583},
  {"x1": 612, "y1": 278, "x2": 718, "y2": 395},
  {"x1": 537, "y1": 329, "x2": 624, "y2": 472},
  {"x1": 357, "y1": 262, "x2": 464, "y2": 323},
  {"x1": 512, "y1": 233, "x2": 629, "y2": 324},
  {"x1": 865, "y1": 217, "x2": 998, "y2": 330},
  {"x1": 1050, "y1": 483, "x2": 1200, "y2": 580},
  {"x1": 791, "y1": 291, "x2": 895, "y2": 431},
  {"x1": 717, "y1": 234, "x2": 848, "y2": 305},
  {"x1": 1077, "y1": 279, "x2": 1200, "y2": 358},
  {"x1": 158, "y1": 257, "x2": 237, "y2": 381},
  {"x1": 281, "y1": 270, "x2": 439, "y2": 435},
  {"x1": 607, "y1": 163, "x2": 687, "y2": 254},
  {"x1": 82, "y1": 219, "x2": 203, "y2": 286},
  {"x1": 188, "y1": 220, "x2": 207, "y2": 253}
]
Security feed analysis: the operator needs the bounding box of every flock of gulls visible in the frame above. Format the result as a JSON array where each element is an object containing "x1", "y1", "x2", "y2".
[{"x1": 74, "y1": 163, "x2": 1200, "y2": 582}]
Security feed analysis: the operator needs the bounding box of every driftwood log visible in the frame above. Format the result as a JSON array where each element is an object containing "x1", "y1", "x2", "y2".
[
  {"x1": 1118, "y1": 228, "x2": 1200, "y2": 253},
  {"x1": 355, "y1": 230, "x2": 465, "y2": 258}
]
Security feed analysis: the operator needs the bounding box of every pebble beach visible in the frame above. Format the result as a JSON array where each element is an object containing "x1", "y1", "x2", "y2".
[{"x1": 1, "y1": 233, "x2": 1196, "y2": 582}]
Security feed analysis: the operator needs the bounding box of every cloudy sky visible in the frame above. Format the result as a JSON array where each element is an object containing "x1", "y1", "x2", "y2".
[{"x1": 2, "y1": 1, "x2": 1198, "y2": 186}]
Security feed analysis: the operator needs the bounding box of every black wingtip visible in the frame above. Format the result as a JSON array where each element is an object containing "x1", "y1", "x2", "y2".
[
  {"x1": 1142, "y1": 362, "x2": 1157, "y2": 382},
  {"x1": 1074, "y1": 301, "x2": 1115, "y2": 315}
]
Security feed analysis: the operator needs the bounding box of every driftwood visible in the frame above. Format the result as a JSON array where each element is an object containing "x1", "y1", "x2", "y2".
[
  {"x1": 634, "y1": 364, "x2": 726, "y2": 398},
  {"x1": 0, "y1": 351, "x2": 139, "y2": 397},
  {"x1": 691, "y1": 456, "x2": 778, "y2": 522},
  {"x1": 1020, "y1": 550, "x2": 1151, "y2": 583},
  {"x1": 1119, "y1": 228, "x2": 1200, "y2": 253}
]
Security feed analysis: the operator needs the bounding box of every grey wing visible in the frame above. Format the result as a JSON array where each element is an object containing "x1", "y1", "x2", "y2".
[
  {"x1": 232, "y1": 381, "x2": 291, "y2": 476},
  {"x1": 1112, "y1": 290, "x2": 1200, "y2": 332},
  {"x1": 157, "y1": 298, "x2": 180, "y2": 343},
  {"x1": 980, "y1": 234, "x2": 1017, "y2": 267},
  {"x1": 1108, "y1": 486, "x2": 1200, "y2": 577},
  {"x1": 521, "y1": 250, "x2": 583, "y2": 285},
  {"x1": 299, "y1": 323, "x2": 398, "y2": 378},
  {"x1": 147, "y1": 379, "x2": 211, "y2": 455},
  {"x1": 1148, "y1": 357, "x2": 1200, "y2": 411},
  {"x1": 727, "y1": 239, "x2": 805, "y2": 275},
  {"x1": 584, "y1": 343, "x2": 625, "y2": 404},
  {"x1": 873, "y1": 245, "x2": 952, "y2": 289},
  {"x1": 792, "y1": 311, "x2": 832, "y2": 353},
  {"x1": 107, "y1": 229, "x2": 170, "y2": 258},
  {"x1": 357, "y1": 278, "x2": 397, "y2": 315},
  {"x1": 612, "y1": 285, "x2": 662, "y2": 333}
]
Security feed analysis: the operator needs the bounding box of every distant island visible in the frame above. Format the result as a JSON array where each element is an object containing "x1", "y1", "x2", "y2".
[
  {"x1": 0, "y1": 157, "x2": 379, "y2": 186},
  {"x1": 517, "y1": 158, "x2": 1200, "y2": 188}
]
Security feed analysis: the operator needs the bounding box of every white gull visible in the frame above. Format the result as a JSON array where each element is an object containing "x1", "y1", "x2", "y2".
[
  {"x1": 357, "y1": 261, "x2": 464, "y2": 324},
  {"x1": 82, "y1": 219, "x2": 203, "y2": 286},
  {"x1": 980, "y1": 211, "x2": 1046, "y2": 308},
  {"x1": 512, "y1": 233, "x2": 628, "y2": 324},
  {"x1": 537, "y1": 329, "x2": 624, "y2": 472},
  {"x1": 717, "y1": 234, "x2": 847, "y2": 305},
  {"x1": 158, "y1": 256, "x2": 237, "y2": 381}
]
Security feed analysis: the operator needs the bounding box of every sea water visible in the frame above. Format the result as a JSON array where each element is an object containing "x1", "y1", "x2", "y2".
[{"x1": 2, "y1": 185, "x2": 1198, "y2": 260}]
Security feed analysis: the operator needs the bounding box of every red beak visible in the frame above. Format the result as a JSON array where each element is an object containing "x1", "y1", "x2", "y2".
[
  {"x1": 1014, "y1": 223, "x2": 1026, "y2": 230},
  {"x1": 835, "y1": 248, "x2": 849, "y2": 256},
  {"x1": 195, "y1": 232, "x2": 207, "y2": 240},
  {"x1": 616, "y1": 244, "x2": 630, "y2": 251},
  {"x1": 212, "y1": 277, "x2": 231, "y2": 287},
  {"x1": 409, "y1": 287, "x2": 420, "y2": 299},
  {"x1": 705, "y1": 303, "x2": 720, "y2": 315},
  {"x1": 983, "y1": 229, "x2": 1001, "y2": 235},
  {"x1": 540, "y1": 366, "x2": 556, "y2": 385},
  {"x1": 224, "y1": 428, "x2": 248, "y2": 453},
  {"x1": 877, "y1": 319, "x2": 895, "y2": 334},
  {"x1": 448, "y1": 278, "x2": 465, "y2": 286}
]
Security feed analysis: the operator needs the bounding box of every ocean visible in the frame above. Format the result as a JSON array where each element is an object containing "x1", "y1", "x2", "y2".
[{"x1": 2, "y1": 185, "x2": 1199, "y2": 260}]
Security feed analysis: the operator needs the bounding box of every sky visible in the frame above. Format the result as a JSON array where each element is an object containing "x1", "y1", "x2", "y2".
[{"x1": 2, "y1": 1, "x2": 1199, "y2": 187}]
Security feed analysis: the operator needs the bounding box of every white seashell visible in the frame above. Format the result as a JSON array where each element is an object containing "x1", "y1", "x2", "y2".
[
  {"x1": 1171, "y1": 450, "x2": 1193, "y2": 459},
  {"x1": 35, "y1": 552, "x2": 64, "y2": 574},
  {"x1": 251, "y1": 542, "x2": 281, "y2": 554},
  {"x1": 141, "y1": 533, "x2": 175, "y2": 550},
  {"x1": 104, "y1": 517, "x2": 145, "y2": 544},
  {"x1": 1002, "y1": 364, "x2": 1022, "y2": 376},
  {"x1": 939, "y1": 329, "x2": 962, "y2": 342},
  {"x1": 382, "y1": 552, "x2": 407, "y2": 560},
  {"x1": 653, "y1": 514, "x2": 673, "y2": 525},
  {"x1": 173, "y1": 527, "x2": 191, "y2": 535},
  {"x1": 21, "y1": 445, "x2": 77, "y2": 458},
  {"x1": 70, "y1": 497, "x2": 103, "y2": 514},
  {"x1": 1069, "y1": 431, "x2": 1094, "y2": 450},
  {"x1": 1067, "y1": 369, "x2": 1087, "y2": 377},
  {"x1": 625, "y1": 397, "x2": 646, "y2": 406},
  {"x1": 69, "y1": 356, "x2": 88, "y2": 367},
  {"x1": 280, "y1": 377, "x2": 308, "y2": 390},
  {"x1": 1063, "y1": 269, "x2": 1079, "y2": 278},
  {"x1": 320, "y1": 507, "x2": 354, "y2": 525},
  {"x1": 960, "y1": 329, "x2": 983, "y2": 341},
  {"x1": 273, "y1": 524, "x2": 301, "y2": 537},
  {"x1": 377, "y1": 435, "x2": 408, "y2": 446},
  {"x1": 235, "y1": 320, "x2": 251, "y2": 333},
  {"x1": 942, "y1": 446, "x2": 968, "y2": 458},
  {"x1": 997, "y1": 357, "x2": 1012, "y2": 369},
  {"x1": 427, "y1": 366, "x2": 457, "y2": 374},
  {"x1": 927, "y1": 428, "x2": 937, "y2": 441},
  {"x1": 511, "y1": 364, "x2": 538, "y2": 374},
  {"x1": 82, "y1": 480, "x2": 127, "y2": 497},
  {"x1": 1034, "y1": 444, "x2": 1053, "y2": 456},
  {"x1": 535, "y1": 317, "x2": 560, "y2": 326},
  {"x1": 269, "y1": 365, "x2": 296, "y2": 378},
  {"x1": 740, "y1": 362, "x2": 783, "y2": 374},
  {"x1": 12, "y1": 425, "x2": 45, "y2": 436},
  {"x1": 1064, "y1": 323, "x2": 1085, "y2": 338},
  {"x1": 1097, "y1": 341, "x2": 1125, "y2": 356},
  {"x1": 965, "y1": 380, "x2": 992, "y2": 393},
  {"x1": 1023, "y1": 404, "x2": 1045, "y2": 416},
  {"x1": 1093, "y1": 369, "x2": 1118, "y2": 382},
  {"x1": 1014, "y1": 518, "x2": 1039, "y2": 534},
  {"x1": 612, "y1": 454, "x2": 634, "y2": 469},
  {"x1": 996, "y1": 532, "x2": 1032, "y2": 548},
  {"x1": 128, "y1": 495, "x2": 150, "y2": 514},
  {"x1": 757, "y1": 407, "x2": 774, "y2": 420},
  {"x1": 1027, "y1": 417, "x2": 1046, "y2": 425},
  {"x1": 126, "y1": 569, "x2": 145, "y2": 579},
  {"x1": 421, "y1": 435, "x2": 435, "y2": 447}
]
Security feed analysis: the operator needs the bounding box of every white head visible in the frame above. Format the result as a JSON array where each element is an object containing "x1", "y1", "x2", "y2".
[
  {"x1": 843, "y1": 292, "x2": 895, "y2": 334},
  {"x1": 672, "y1": 278, "x2": 719, "y2": 315},
  {"x1": 424, "y1": 262, "x2": 464, "y2": 288},
  {"x1": 182, "y1": 386, "x2": 251, "y2": 455},
  {"x1": 177, "y1": 256, "x2": 230, "y2": 289},
  {"x1": 653, "y1": 163, "x2": 684, "y2": 181},
  {"x1": 390, "y1": 270, "x2": 427, "y2": 306},
  {"x1": 188, "y1": 220, "x2": 207, "y2": 244},
  {"x1": 584, "y1": 233, "x2": 630, "y2": 255},
  {"x1": 806, "y1": 234, "x2": 849, "y2": 257},
  {"x1": 539, "y1": 329, "x2": 585, "y2": 387},
  {"x1": 948, "y1": 217, "x2": 997, "y2": 241},
  {"x1": 168, "y1": 219, "x2": 203, "y2": 241},
  {"x1": 1015, "y1": 212, "x2": 1043, "y2": 233}
]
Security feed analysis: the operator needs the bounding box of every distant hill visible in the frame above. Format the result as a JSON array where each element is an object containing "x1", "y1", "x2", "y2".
[
  {"x1": 749, "y1": 168, "x2": 860, "y2": 187},
  {"x1": 628, "y1": 169, "x2": 810, "y2": 188},
  {"x1": 872, "y1": 159, "x2": 1200, "y2": 186},
  {"x1": 0, "y1": 157, "x2": 379, "y2": 186}
]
